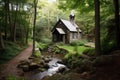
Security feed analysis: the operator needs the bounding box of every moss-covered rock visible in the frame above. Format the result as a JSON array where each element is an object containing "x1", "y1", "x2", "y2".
[
  {"x1": 21, "y1": 65, "x2": 29, "y2": 72},
  {"x1": 33, "y1": 50, "x2": 41, "y2": 58},
  {"x1": 29, "y1": 62, "x2": 40, "y2": 70}
]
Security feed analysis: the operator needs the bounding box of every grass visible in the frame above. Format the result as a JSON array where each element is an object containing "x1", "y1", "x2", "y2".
[{"x1": 58, "y1": 45, "x2": 88, "y2": 54}]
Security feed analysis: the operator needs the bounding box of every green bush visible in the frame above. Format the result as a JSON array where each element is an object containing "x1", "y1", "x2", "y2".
[
  {"x1": 40, "y1": 37, "x2": 51, "y2": 43},
  {"x1": 33, "y1": 50, "x2": 41, "y2": 58},
  {"x1": 53, "y1": 46, "x2": 61, "y2": 53},
  {"x1": 83, "y1": 48, "x2": 95, "y2": 56},
  {"x1": 54, "y1": 42, "x2": 65, "y2": 46},
  {"x1": 78, "y1": 39, "x2": 87, "y2": 46},
  {"x1": 101, "y1": 18, "x2": 117, "y2": 54},
  {"x1": 70, "y1": 41, "x2": 78, "y2": 46},
  {"x1": 70, "y1": 39, "x2": 87, "y2": 46},
  {"x1": 64, "y1": 51, "x2": 75, "y2": 59},
  {"x1": 38, "y1": 43, "x2": 48, "y2": 50},
  {"x1": 101, "y1": 39, "x2": 116, "y2": 54}
]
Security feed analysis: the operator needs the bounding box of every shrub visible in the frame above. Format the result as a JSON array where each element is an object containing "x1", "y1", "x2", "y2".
[
  {"x1": 70, "y1": 39, "x2": 88, "y2": 46},
  {"x1": 63, "y1": 55, "x2": 94, "y2": 72},
  {"x1": 54, "y1": 42, "x2": 65, "y2": 46},
  {"x1": 53, "y1": 46, "x2": 61, "y2": 53},
  {"x1": 64, "y1": 51, "x2": 75, "y2": 59},
  {"x1": 101, "y1": 39, "x2": 116, "y2": 54},
  {"x1": 33, "y1": 50, "x2": 41, "y2": 58},
  {"x1": 70, "y1": 41, "x2": 78, "y2": 46},
  {"x1": 36, "y1": 42, "x2": 49, "y2": 51},
  {"x1": 83, "y1": 48, "x2": 95, "y2": 57},
  {"x1": 40, "y1": 37, "x2": 51, "y2": 43}
]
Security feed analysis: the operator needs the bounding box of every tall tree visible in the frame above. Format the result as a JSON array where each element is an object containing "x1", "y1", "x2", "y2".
[
  {"x1": 4, "y1": 0, "x2": 9, "y2": 40},
  {"x1": 0, "y1": 26, "x2": 4, "y2": 49},
  {"x1": 113, "y1": 0, "x2": 120, "y2": 49},
  {"x1": 94, "y1": 0, "x2": 101, "y2": 55},
  {"x1": 32, "y1": 0, "x2": 38, "y2": 54}
]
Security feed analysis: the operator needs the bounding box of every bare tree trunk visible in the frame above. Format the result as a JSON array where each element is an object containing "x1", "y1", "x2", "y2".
[
  {"x1": 0, "y1": 31, "x2": 4, "y2": 49},
  {"x1": 8, "y1": 2, "x2": 12, "y2": 41},
  {"x1": 113, "y1": 0, "x2": 120, "y2": 49},
  {"x1": 14, "y1": 4, "x2": 19, "y2": 42},
  {"x1": 32, "y1": 0, "x2": 38, "y2": 54},
  {"x1": 94, "y1": 0, "x2": 101, "y2": 55},
  {"x1": 11, "y1": 4, "x2": 19, "y2": 42},
  {"x1": 4, "y1": 0, "x2": 8, "y2": 40},
  {"x1": 10, "y1": 3, "x2": 14, "y2": 41}
]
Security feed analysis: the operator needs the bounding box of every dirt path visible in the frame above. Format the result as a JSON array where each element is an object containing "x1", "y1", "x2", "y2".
[{"x1": 0, "y1": 44, "x2": 33, "y2": 79}]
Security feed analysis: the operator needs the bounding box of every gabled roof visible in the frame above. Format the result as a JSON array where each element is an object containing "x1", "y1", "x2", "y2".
[
  {"x1": 61, "y1": 19, "x2": 81, "y2": 32},
  {"x1": 56, "y1": 28, "x2": 66, "y2": 34}
]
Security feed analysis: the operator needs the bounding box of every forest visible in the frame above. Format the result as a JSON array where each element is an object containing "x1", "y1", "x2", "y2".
[{"x1": 0, "y1": 0, "x2": 120, "y2": 80}]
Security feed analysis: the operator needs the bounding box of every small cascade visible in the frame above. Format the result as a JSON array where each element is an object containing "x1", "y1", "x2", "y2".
[{"x1": 31, "y1": 58, "x2": 68, "y2": 80}]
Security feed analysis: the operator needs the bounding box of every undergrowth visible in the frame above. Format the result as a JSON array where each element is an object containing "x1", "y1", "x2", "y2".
[
  {"x1": 0, "y1": 41, "x2": 26, "y2": 64},
  {"x1": 6, "y1": 75, "x2": 25, "y2": 80}
]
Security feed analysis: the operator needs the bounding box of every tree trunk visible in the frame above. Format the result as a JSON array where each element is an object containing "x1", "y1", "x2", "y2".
[
  {"x1": 4, "y1": 0, "x2": 8, "y2": 40},
  {"x1": 0, "y1": 31, "x2": 4, "y2": 50},
  {"x1": 32, "y1": 0, "x2": 38, "y2": 54},
  {"x1": 8, "y1": 2, "x2": 12, "y2": 41},
  {"x1": 113, "y1": 0, "x2": 120, "y2": 49},
  {"x1": 11, "y1": 4, "x2": 19, "y2": 42},
  {"x1": 94, "y1": 0, "x2": 101, "y2": 55},
  {"x1": 10, "y1": 3, "x2": 14, "y2": 41}
]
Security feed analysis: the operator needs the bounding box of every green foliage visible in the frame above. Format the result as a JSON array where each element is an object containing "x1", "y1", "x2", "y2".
[
  {"x1": 53, "y1": 46, "x2": 61, "y2": 54},
  {"x1": 79, "y1": 39, "x2": 88, "y2": 45},
  {"x1": 37, "y1": 42, "x2": 49, "y2": 51},
  {"x1": 6, "y1": 75, "x2": 25, "y2": 80},
  {"x1": 70, "y1": 41, "x2": 78, "y2": 46},
  {"x1": 39, "y1": 37, "x2": 51, "y2": 43},
  {"x1": 59, "y1": 45, "x2": 88, "y2": 54},
  {"x1": 59, "y1": 45, "x2": 88, "y2": 59},
  {"x1": 101, "y1": 18, "x2": 116, "y2": 54},
  {"x1": 33, "y1": 50, "x2": 41, "y2": 58},
  {"x1": 83, "y1": 48, "x2": 95, "y2": 56},
  {"x1": 54, "y1": 42, "x2": 65, "y2": 46},
  {"x1": 0, "y1": 41, "x2": 24, "y2": 64},
  {"x1": 70, "y1": 39, "x2": 88, "y2": 46},
  {"x1": 64, "y1": 51, "x2": 75, "y2": 59},
  {"x1": 101, "y1": 40, "x2": 116, "y2": 54},
  {"x1": 63, "y1": 55, "x2": 93, "y2": 72},
  {"x1": 35, "y1": 1, "x2": 69, "y2": 43}
]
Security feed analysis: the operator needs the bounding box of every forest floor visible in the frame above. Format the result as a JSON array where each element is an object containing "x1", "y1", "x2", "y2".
[
  {"x1": 42, "y1": 51, "x2": 120, "y2": 80},
  {"x1": 89, "y1": 50, "x2": 120, "y2": 80},
  {"x1": 0, "y1": 43, "x2": 120, "y2": 80},
  {"x1": 0, "y1": 44, "x2": 33, "y2": 80}
]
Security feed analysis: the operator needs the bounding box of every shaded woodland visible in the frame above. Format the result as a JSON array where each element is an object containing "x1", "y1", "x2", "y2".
[{"x1": 0, "y1": 0, "x2": 120, "y2": 80}]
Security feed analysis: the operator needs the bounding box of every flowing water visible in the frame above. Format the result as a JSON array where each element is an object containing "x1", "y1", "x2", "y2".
[{"x1": 31, "y1": 58, "x2": 67, "y2": 80}]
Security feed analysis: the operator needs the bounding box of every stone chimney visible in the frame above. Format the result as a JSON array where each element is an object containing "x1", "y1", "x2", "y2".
[{"x1": 69, "y1": 11, "x2": 75, "y2": 25}]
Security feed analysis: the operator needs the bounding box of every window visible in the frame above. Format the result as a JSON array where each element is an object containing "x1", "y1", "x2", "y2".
[{"x1": 72, "y1": 33, "x2": 77, "y2": 39}]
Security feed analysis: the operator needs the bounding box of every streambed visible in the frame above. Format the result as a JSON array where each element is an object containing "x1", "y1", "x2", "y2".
[{"x1": 31, "y1": 58, "x2": 67, "y2": 80}]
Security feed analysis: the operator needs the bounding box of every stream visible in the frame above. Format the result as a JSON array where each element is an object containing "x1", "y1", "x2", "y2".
[{"x1": 31, "y1": 58, "x2": 67, "y2": 80}]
